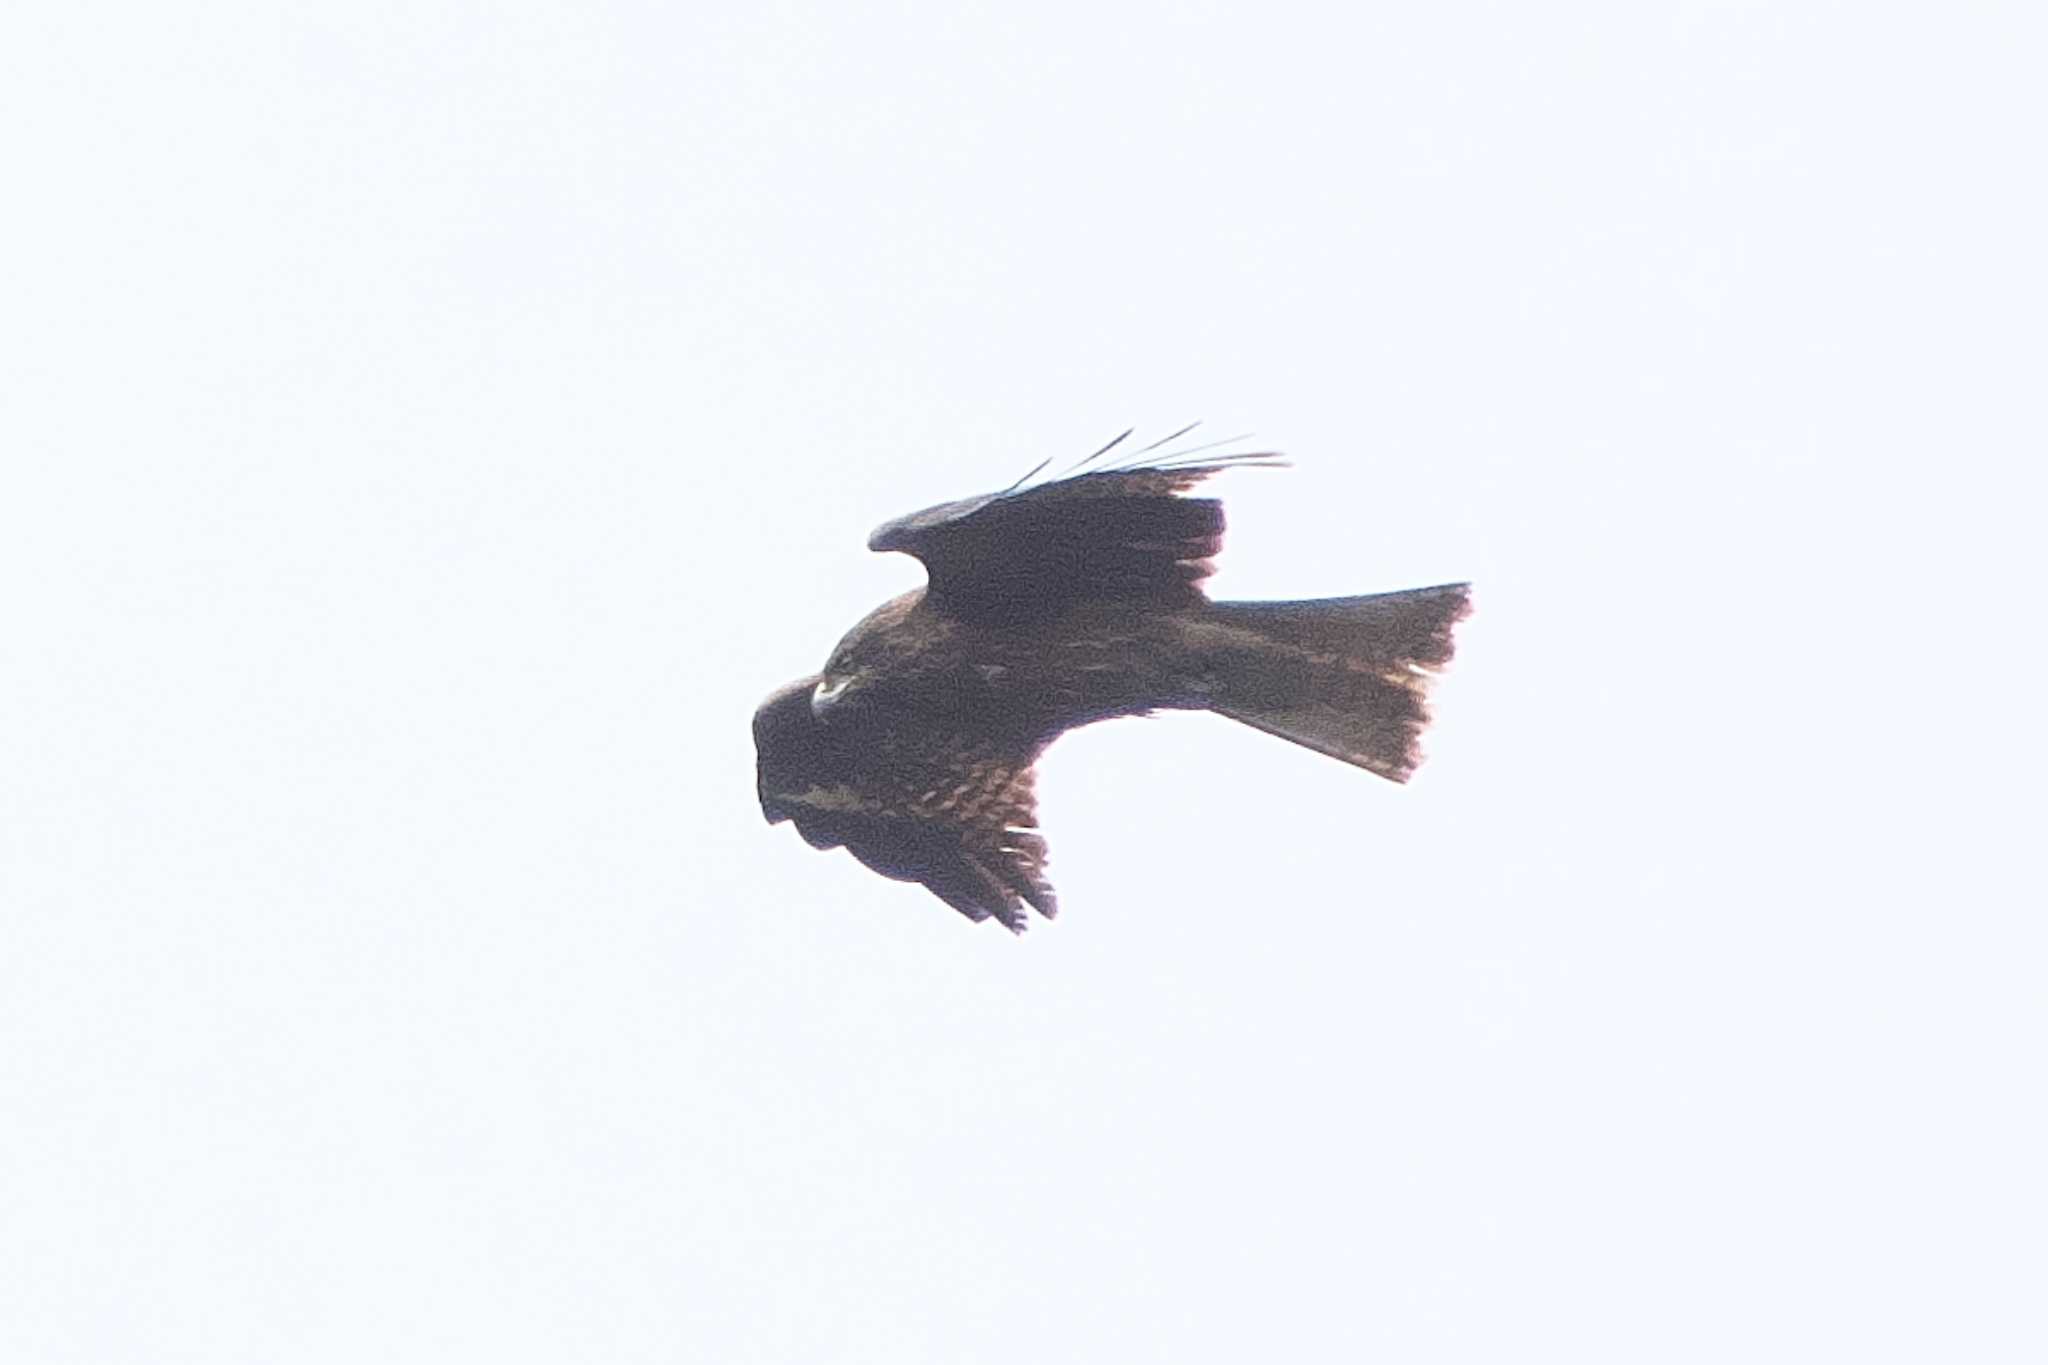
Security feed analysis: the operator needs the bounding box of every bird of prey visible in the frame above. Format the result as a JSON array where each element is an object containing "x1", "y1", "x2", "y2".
[{"x1": 752, "y1": 433, "x2": 1470, "y2": 932}]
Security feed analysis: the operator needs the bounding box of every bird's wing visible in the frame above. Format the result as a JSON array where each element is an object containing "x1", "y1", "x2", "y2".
[
  {"x1": 866, "y1": 441, "x2": 1285, "y2": 622},
  {"x1": 753, "y1": 679, "x2": 1057, "y2": 931}
]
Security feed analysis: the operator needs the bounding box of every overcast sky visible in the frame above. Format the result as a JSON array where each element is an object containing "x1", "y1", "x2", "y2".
[{"x1": 3, "y1": 3, "x2": 2041, "y2": 1361}]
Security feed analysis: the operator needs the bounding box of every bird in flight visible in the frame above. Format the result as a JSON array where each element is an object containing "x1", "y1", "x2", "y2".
[{"x1": 752, "y1": 431, "x2": 1471, "y2": 932}]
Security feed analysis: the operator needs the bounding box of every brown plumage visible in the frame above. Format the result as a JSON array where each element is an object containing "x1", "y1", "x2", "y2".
[{"x1": 752, "y1": 439, "x2": 1471, "y2": 932}]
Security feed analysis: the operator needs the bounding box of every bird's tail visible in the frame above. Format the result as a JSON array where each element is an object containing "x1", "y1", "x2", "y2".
[{"x1": 1200, "y1": 583, "x2": 1471, "y2": 783}]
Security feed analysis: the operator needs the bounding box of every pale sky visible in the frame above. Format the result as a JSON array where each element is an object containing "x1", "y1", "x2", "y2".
[{"x1": 3, "y1": 3, "x2": 2042, "y2": 1361}]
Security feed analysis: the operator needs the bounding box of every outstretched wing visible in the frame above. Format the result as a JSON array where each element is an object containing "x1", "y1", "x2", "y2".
[
  {"x1": 866, "y1": 438, "x2": 1285, "y2": 623},
  {"x1": 752, "y1": 678, "x2": 1057, "y2": 932}
]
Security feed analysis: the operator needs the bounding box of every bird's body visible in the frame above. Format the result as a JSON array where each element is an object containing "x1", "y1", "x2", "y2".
[
  {"x1": 822, "y1": 588, "x2": 1203, "y2": 729},
  {"x1": 753, "y1": 441, "x2": 1470, "y2": 931}
]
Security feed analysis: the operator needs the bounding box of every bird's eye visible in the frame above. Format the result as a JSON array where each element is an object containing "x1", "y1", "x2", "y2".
[{"x1": 811, "y1": 675, "x2": 854, "y2": 720}]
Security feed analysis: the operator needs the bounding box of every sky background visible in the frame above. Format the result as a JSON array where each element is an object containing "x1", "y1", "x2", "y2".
[{"x1": 3, "y1": 3, "x2": 2042, "y2": 1361}]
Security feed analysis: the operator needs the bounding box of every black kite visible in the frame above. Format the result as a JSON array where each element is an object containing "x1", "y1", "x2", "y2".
[{"x1": 752, "y1": 438, "x2": 1470, "y2": 931}]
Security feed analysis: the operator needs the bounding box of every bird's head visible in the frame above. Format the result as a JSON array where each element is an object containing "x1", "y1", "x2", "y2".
[
  {"x1": 810, "y1": 590, "x2": 926, "y2": 723},
  {"x1": 752, "y1": 677, "x2": 821, "y2": 822}
]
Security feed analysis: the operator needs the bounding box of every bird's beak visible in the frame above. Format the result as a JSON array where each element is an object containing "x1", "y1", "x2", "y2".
[{"x1": 810, "y1": 676, "x2": 852, "y2": 721}]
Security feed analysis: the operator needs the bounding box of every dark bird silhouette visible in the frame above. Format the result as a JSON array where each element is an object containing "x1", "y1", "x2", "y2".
[{"x1": 752, "y1": 435, "x2": 1471, "y2": 932}]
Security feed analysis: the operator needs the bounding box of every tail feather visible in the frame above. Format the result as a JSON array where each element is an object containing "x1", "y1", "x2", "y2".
[{"x1": 1201, "y1": 583, "x2": 1470, "y2": 782}]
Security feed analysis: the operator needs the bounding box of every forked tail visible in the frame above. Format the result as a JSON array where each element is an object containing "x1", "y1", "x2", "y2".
[{"x1": 1201, "y1": 583, "x2": 1471, "y2": 782}]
